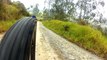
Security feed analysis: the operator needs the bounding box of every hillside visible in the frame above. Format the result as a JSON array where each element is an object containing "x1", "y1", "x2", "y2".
[
  {"x1": 0, "y1": 0, "x2": 29, "y2": 21},
  {"x1": 43, "y1": 20, "x2": 107, "y2": 59}
]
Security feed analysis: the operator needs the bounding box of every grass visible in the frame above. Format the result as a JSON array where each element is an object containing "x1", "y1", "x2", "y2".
[
  {"x1": 0, "y1": 20, "x2": 16, "y2": 33},
  {"x1": 42, "y1": 20, "x2": 107, "y2": 59}
]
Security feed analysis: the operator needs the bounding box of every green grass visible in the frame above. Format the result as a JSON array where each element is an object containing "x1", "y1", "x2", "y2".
[
  {"x1": 43, "y1": 20, "x2": 107, "y2": 58},
  {"x1": 0, "y1": 20, "x2": 16, "y2": 33}
]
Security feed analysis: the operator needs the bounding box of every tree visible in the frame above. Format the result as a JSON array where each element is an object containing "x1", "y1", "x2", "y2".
[
  {"x1": 44, "y1": 0, "x2": 75, "y2": 20},
  {"x1": 43, "y1": 0, "x2": 105, "y2": 24},
  {"x1": 0, "y1": 0, "x2": 11, "y2": 4},
  {"x1": 43, "y1": 9, "x2": 50, "y2": 20},
  {"x1": 76, "y1": 0, "x2": 93, "y2": 20},
  {"x1": 0, "y1": 1, "x2": 29, "y2": 20},
  {"x1": 13, "y1": 1, "x2": 29, "y2": 16},
  {"x1": 75, "y1": 0, "x2": 105, "y2": 23},
  {"x1": 32, "y1": 4, "x2": 39, "y2": 16}
]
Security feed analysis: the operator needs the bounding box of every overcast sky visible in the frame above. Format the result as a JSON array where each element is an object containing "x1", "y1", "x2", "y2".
[
  {"x1": 11, "y1": 0, "x2": 46, "y2": 10},
  {"x1": 11, "y1": 0, "x2": 107, "y2": 18}
]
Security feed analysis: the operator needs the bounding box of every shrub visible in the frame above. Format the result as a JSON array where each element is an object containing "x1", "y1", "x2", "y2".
[{"x1": 0, "y1": 20, "x2": 16, "y2": 33}]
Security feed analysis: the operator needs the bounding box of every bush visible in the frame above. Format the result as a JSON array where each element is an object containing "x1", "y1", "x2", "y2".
[
  {"x1": 43, "y1": 20, "x2": 107, "y2": 58},
  {"x1": 0, "y1": 20, "x2": 16, "y2": 33},
  {"x1": 6, "y1": 4, "x2": 19, "y2": 19},
  {"x1": 0, "y1": 2, "x2": 29, "y2": 20}
]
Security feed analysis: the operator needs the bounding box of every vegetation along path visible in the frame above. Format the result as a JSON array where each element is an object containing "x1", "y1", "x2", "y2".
[
  {"x1": 0, "y1": 33, "x2": 5, "y2": 42},
  {"x1": 36, "y1": 21, "x2": 103, "y2": 60}
]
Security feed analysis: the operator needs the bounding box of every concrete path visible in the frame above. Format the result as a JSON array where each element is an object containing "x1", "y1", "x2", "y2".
[{"x1": 36, "y1": 22, "x2": 62, "y2": 60}]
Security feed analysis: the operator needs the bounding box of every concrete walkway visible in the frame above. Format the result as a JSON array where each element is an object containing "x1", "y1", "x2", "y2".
[{"x1": 36, "y1": 22, "x2": 61, "y2": 60}]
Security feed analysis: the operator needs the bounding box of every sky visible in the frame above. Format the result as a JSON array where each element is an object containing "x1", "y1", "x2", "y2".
[
  {"x1": 11, "y1": 0, "x2": 107, "y2": 18},
  {"x1": 11, "y1": 0, "x2": 46, "y2": 10}
]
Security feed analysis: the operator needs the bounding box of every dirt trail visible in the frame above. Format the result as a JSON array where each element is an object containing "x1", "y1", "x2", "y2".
[{"x1": 36, "y1": 21, "x2": 103, "y2": 60}]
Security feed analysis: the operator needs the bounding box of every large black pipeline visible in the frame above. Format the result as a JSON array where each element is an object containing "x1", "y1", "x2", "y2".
[{"x1": 0, "y1": 17, "x2": 37, "y2": 60}]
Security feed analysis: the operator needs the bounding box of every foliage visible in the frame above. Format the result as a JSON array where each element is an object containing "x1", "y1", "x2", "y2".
[
  {"x1": 0, "y1": 20, "x2": 16, "y2": 33},
  {"x1": 43, "y1": 20, "x2": 107, "y2": 58},
  {"x1": 0, "y1": 0, "x2": 29, "y2": 33},
  {"x1": 32, "y1": 4, "x2": 39, "y2": 16},
  {"x1": 12, "y1": 1, "x2": 30, "y2": 17},
  {"x1": 0, "y1": 1, "x2": 29, "y2": 20},
  {"x1": 43, "y1": 0, "x2": 75, "y2": 21},
  {"x1": 43, "y1": 0, "x2": 106, "y2": 23},
  {"x1": 43, "y1": 9, "x2": 51, "y2": 20},
  {"x1": 3, "y1": 4, "x2": 19, "y2": 20}
]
